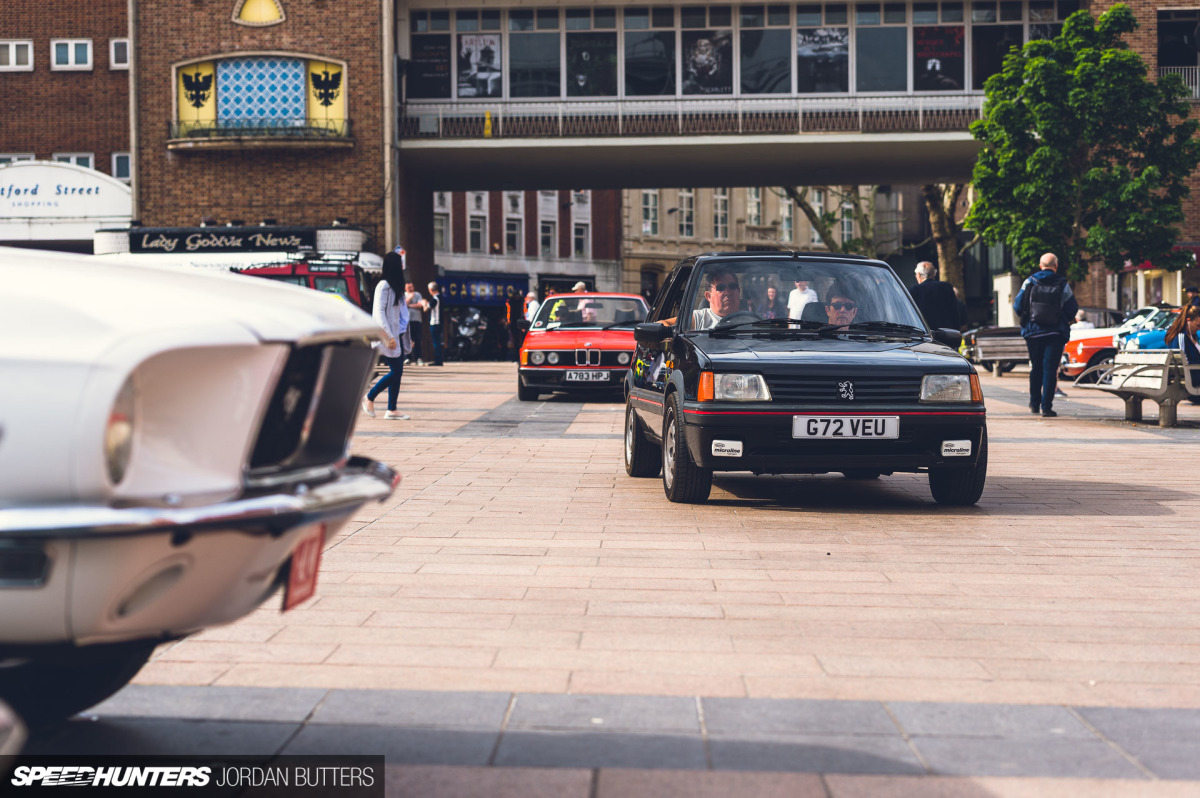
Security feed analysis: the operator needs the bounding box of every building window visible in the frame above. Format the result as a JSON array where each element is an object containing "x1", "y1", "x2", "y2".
[
  {"x1": 436, "y1": 192, "x2": 449, "y2": 209},
  {"x1": 810, "y1": 189, "x2": 825, "y2": 245},
  {"x1": 540, "y1": 221, "x2": 557, "y2": 257},
  {"x1": 0, "y1": 41, "x2": 33, "y2": 71},
  {"x1": 840, "y1": 203, "x2": 854, "y2": 243},
  {"x1": 573, "y1": 223, "x2": 590, "y2": 257},
  {"x1": 714, "y1": 188, "x2": 729, "y2": 239},
  {"x1": 110, "y1": 39, "x2": 130, "y2": 70},
  {"x1": 624, "y1": 6, "x2": 676, "y2": 96},
  {"x1": 51, "y1": 39, "x2": 92, "y2": 70},
  {"x1": 53, "y1": 153, "x2": 94, "y2": 169},
  {"x1": 857, "y1": 3, "x2": 909, "y2": 92},
  {"x1": 469, "y1": 215, "x2": 487, "y2": 252},
  {"x1": 740, "y1": 4, "x2": 791, "y2": 94},
  {"x1": 471, "y1": 191, "x2": 487, "y2": 212},
  {"x1": 112, "y1": 152, "x2": 131, "y2": 181},
  {"x1": 510, "y1": 9, "x2": 561, "y2": 98},
  {"x1": 506, "y1": 191, "x2": 523, "y2": 214},
  {"x1": 434, "y1": 213, "x2": 449, "y2": 251},
  {"x1": 678, "y1": 188, "x2": 694, "y2": 237},
  {"x1": 0, "y1": 153, "x2": 35, "y2": 164},
  {"x1": 641, "y1": 190, "x2": 659, "y2": 235},
  {"x1": 747, "y1": 187, "x2": 762, "y2": 226},
  {"x1": 506, "y1": 218, "x2": 522, "y2": 253},
  {"x1": 780, "y1": 199, "x2": 794, "y2": 242}
]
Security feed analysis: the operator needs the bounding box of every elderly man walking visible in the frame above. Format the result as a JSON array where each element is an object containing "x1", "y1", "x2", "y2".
[
  {"x1": 910, "y1": 261, "x2": 961, "y2": 330},
  {"x1": 1012, "y1": 253, "x2": 1078, "y2": 417}
]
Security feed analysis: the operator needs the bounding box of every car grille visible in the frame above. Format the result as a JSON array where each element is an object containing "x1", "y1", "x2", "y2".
[
  {"x1": 539, "y1": 349, "x2": 631, "y2": 367},
  {"x1": 248, "y1": 340, "x2": 376, "y2": 482},
  {"x1": 767, "y1": 374, "x2": 922, "y2": 403}
]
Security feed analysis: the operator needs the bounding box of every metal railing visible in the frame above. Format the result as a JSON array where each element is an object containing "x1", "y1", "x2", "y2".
[
  {"x1": 1159, "y1": 66, "x2": 1200, "y2": 99},
  {"x1": 169, "y1": 119, "x2": 352, "y2": 139},
  {"x1": 400, "y1": 95, "x2": 984, "y2": 139}
]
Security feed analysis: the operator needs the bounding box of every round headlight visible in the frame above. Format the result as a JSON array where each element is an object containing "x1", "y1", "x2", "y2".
[
  {"x1": 530, "y1": 350, "x2": 546, "y2": 365},
  {"x1": 547, "y1": 352, "x2": 560, "y2": 364},
  {"x1": 618, "y1": 352, "x2": 631, "y2": 365},
  {"x1": 105, "y1": 376, "x2": 136, "y2": 485}
]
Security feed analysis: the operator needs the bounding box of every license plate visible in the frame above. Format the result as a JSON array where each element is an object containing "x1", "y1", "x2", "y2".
[
  {"x1": 283, "y1": 523, "x2": 326, "y2": 611},
  {"x1": 793, "y1": 416, "x2": 899, "y2": 439},
  {"x1": 565, "y1": 370, "x2": 609, "y2": 382}
]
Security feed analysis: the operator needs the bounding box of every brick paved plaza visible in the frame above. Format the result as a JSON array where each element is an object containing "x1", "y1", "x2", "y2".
[{"x1": 30, "y1": 363, "x2": 1200, "y2": 796}]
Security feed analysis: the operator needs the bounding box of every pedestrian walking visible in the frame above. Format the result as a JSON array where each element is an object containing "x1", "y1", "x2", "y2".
[
  {"x1": 1012, "y1": 252, "x2": 1078, "y2": 417},
  {"x1": 425, "y1": 280, "x2": 444, "y2": 366},
  {"x1": 361, "y1": 247, "x2": 411, "y2": 420},
  {"x1": 524, "y1": 290, "x2": 541, "y2": 322},
  {"x1": 910, "y1": 261, "x2": 961, "y2": 330},
  {"x1": 405, "y1": 281, "x2": 425, "y2": 365}
]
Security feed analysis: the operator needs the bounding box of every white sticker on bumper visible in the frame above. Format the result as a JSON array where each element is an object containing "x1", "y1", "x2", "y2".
[
  {"x1": 941, "y1": 440, "x2": 972, "y2": 457},
  {"x1": 712, "y1": 440, "x2": 743, "y2": 457}
]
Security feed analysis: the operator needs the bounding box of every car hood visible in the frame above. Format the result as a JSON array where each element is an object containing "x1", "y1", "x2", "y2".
[
  {"x1": 1, "y1": 248, "x2": 382, "y2": 361},
  {"x1": 691, "y1": 334, "x2": 970, "y2": 371},
  {"x1": 525, "y1": 328, "x2": 636, "y2": 349}
]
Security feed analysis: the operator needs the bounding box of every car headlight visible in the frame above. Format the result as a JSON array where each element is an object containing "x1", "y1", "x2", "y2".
[
  {"x1": 547, "y1": 352, "x2": 560, "y2": 364},
  {"x1": 1125, "y1": 338, "x2": 1139, "y2": 351},
  {"x1": 530, "y1": 350, "x2": 545, "y2": 365},
  {"x1": 617, "y1": 352, "x2": 631, "y2": 365},
  {"x1": 699, "y1": 372, "x2": 772, "y2": 402},
  {"x1": 105, "y1": 375, "x2": 136, "y2": 485},
  {"x1": 920, "y1": 374, "x2": 975, "y2": 402}
]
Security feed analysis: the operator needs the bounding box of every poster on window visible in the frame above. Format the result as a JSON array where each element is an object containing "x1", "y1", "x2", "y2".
[
  {"x1": 912, "y1": 26, "x2": 964, "y2": 91},
  {"x1": 566, "y1": 32, "x2": 617, "y2": 97},
  {"x1": 681, "y1": 30, "x2": 732, "y2": 94},
  {"x1": 796, "y1": 28, "x2": 849, "y2": 93},
  {"x1": 409, "y1": 35, "x2": 451, "y2": 99},
  {"x1": 457, "y1": 34, "x2": 502, "y2": 98}
]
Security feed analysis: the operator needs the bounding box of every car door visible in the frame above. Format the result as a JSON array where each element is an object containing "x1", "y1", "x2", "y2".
[{"x1": 630, "y1": 264, "x2": 692, "y2": 438}]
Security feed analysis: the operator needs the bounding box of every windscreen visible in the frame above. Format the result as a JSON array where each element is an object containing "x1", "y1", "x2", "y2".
[
  {"x1": 531, "y1": 295, "x2": 650, "y2": 330},
  {"x1": 682, "y1": 258, "x2": 925, "y2": 332}
]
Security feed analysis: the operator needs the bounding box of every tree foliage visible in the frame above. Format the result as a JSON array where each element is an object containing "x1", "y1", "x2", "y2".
[
  {"x1": 920, "y1": 183, "x2": 977, "y2": 298},
  {"x1": 965, "y1": 4, "x2": 1200, "y2": 280},
  {"x1": 779, "y1": 185, "x2": 902, "y2": 258}
]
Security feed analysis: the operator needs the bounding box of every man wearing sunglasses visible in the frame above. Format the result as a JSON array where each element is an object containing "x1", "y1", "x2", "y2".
[
  {"x1": 825, "y1": 282, "x2": 859, "y2": 327},
  {"x1": 690, "y1": 270, "x2": 744, "y2": 329}
]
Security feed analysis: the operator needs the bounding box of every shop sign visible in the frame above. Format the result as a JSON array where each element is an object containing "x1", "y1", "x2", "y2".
[
  {"x1": 440, "y1": 272, "x2": 529, "y2": 306},
  {"x1": 0, "y1": 161, "x2": 131, "y2": 220},
  {"x1": 129, "y1": 226, "x2": 316, "y2": 254}
]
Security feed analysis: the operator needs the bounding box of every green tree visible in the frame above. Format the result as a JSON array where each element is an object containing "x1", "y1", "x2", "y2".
[
  {"x1": 965, "y1": 4, "x2": 1200, "y2": 281},
  {"x1": 779, "y1": 185, "x2": 902, "y2": 258}
]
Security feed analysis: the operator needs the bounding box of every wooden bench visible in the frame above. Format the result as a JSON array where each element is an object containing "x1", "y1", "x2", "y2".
[
  {"x1": 1073, "y1": 350, "x2": 1200, "y2": 427},
  {"x1": 973, "y1": 337, "x2": 1029, "y2": 376}
]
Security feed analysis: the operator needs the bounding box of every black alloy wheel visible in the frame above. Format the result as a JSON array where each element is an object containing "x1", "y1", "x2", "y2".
[
  {"x1": 624, "y1": 402, "x2": 661, "y2": 477},
  {"x1": 661, "y1": 393, "x2": 712, "y2": 503},
  {"x1": 928, "y1": 429, "x2": 988, "y2": 506}
]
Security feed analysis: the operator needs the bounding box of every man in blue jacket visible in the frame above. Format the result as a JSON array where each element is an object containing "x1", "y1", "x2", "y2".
[{"x1": 1012, "y1": 253, "x2": 1078, "y2": 417}]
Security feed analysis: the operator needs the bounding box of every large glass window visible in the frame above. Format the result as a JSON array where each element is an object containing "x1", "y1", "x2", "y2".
[
  {"x1": 469, "y1": 215, "x2": 487, "y2": 252},
  {"x1": 574, "y1": 223, "x2": 590, "y2": 257},
  {"x1": 409, "y1": 35, "x2": 453, "y2": 98},
  {"x1": 567, "y1": 30, "x2": 618, "y2": 96},
  {"x1": 625, "y1": 7, "x2": 676, "y2": 95},
  {"x1": 506, "y1": 218, "x2": 521, "y2": 253},
  {"x1": 540, "y1": 221, "x2": 557, "y2": 257},
  {"x1": 912, "y1": 26, "x2": 964, "y2": 90},
  {"x1": 856, "y1": 4, "x2": 907, "y2": 92},
  {"x1": 678, "y1": 188, "x2": 695, "y2": 236},
  {"x1": 682, "y1": 5, "x2": 733, "y2": 94},
  {"x1": 434, "y1": 213, "x2": 449, "y2": 251},
  {"x1": 714, "y1": 188, "x2": 729, "y2": 239},
  {"x1": 780, "y1": 199, "x2": 794, "y2": 242},
  {"x1": 740, "y1": 4, "x2": 791, "y2": 94},
  {"x1": 747, "y1": 187, "x2": 762, "y2": 225},
  {"x1": 971, "y1": 22, "x2": 1021, "y2": 90},
  {"x1": 642, "y1": 190, "x2": 659, "y2": 235},
  {"x1": 797, "y1": 23, "x2": 849, "y2": 93},
  {"x1": 510, "y1": 9, "x2": 559, "y2": 97},
  {"x1": 457, "y1": 32, "x2": 502, "y2": 97}
]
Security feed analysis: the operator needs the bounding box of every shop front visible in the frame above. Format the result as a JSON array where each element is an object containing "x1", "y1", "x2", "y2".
[
  {"x1": 437, "y1": 270, "x2": 530, "y2": 360},
  {"x1": 0, "y1": 161, "x2": 132, "y2": 253}
]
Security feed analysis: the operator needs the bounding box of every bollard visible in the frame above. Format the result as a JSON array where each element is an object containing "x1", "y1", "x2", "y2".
[{"x1": 484, "y1": 111, "x2": 492, "y2": 138}]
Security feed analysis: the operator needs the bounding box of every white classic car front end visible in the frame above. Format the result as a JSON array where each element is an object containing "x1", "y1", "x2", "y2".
[{"x1": 0, "y1": 247, "x2": 398, "y2": 724}]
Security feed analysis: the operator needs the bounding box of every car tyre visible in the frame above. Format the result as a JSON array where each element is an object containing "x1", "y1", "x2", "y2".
[
  {"x1": 517, "y1": 377, "x2": 538, "y2": 402},
  {"x1": 624, "y1": 402, "x2": 661, "y2": 477},
  {"x1": 928, "y1": 430, "x2": 988, "y2": 506},
  {"x1": 1076, "y1": 351, "x2": 1116, "y2": 385},
  {"x1": 0, "y1": 640, "x2": 156, "y2": 727},
  {"x1": 841, "y1": 469, "x2": 881, "y2": 479},
  {"x1": 661, "y1": 393, "x2": 712, "y2": 503}
]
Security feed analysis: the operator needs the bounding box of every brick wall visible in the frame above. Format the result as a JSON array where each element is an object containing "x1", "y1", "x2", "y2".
[
  {"x1": 133, "y1": 0, "x2": 385, "y2": 249},
  {"x1": 591, "y1": 189, "x2": 621, "y2": 262},
  {"x1": 0, "y1": 0, "x2": 129, "y2": 176}
]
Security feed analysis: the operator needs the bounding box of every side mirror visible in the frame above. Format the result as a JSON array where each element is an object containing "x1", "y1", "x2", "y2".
[
  {"x1": 933, "y1": 328, "x2": 962, "y2": 350},
  {"x1": 634, "y1": 322, "x2": 671, "y2": 345}
]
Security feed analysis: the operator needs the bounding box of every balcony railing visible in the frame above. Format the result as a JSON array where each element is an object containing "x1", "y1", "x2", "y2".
[
  {"x1": 167, "y1": 118, "x2": 353, "y2": 148},
  {"x1": 401, "y1": 95, "x2": 984, "y2": 139},
  {"x1": 1159, "y1": 66, "x2": 1200, "y2": 99}
]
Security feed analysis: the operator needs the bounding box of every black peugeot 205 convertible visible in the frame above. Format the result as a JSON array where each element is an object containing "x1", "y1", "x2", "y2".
[{"x1": 623, "y1": 251, "x2": 987, "y2": 505}]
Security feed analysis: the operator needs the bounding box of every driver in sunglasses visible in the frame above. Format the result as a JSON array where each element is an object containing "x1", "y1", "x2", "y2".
[{"x1": 824, "y1": 281, "x2": 859, "y2": 327}]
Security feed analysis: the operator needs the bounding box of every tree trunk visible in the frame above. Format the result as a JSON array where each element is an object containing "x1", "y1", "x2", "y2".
[{"x1": 920, "y1": 183, "x2": 969, "y2": 298}]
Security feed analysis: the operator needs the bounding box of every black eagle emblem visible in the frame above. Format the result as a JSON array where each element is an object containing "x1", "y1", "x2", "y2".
[
  {"x1": 311, "y1": 69, "x2": 342, "y2": 107},
  {"x1": 182, "y1": 70, "x2": 212, "y2": 109}
]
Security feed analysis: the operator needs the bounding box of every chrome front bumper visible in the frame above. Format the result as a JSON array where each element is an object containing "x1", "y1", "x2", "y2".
[{"x1": 0, "y1": 457, "x2": 398, "y2": 646}]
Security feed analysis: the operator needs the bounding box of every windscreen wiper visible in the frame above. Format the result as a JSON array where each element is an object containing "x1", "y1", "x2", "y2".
[
  {"x1": 843, "y1": 321, "x2": 927, "y2": 336},
  {"x1": 711, "y1": 317, "x2": 825, "y2": 332}
]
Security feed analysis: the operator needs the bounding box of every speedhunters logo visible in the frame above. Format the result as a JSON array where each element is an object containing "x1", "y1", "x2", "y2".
[
  {"x1": 11, "y1": 766, "x2": 210, "y2": 787},
  {"x1": 8, "y1": 756, "x2": 383, "y2": 795}
]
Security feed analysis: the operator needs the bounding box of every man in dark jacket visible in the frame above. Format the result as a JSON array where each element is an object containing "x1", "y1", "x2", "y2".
[
  {"x1": 1012, "y1": 253, "x2": 1078, "y2": 417},
  {"x1": 910, "y1": 262, "x2": 962, "y2": 330}
]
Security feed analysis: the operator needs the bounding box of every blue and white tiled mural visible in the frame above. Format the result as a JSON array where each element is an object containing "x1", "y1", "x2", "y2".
[{"x1": 217, "y1": 57, "x2": 306, "y2": 126}]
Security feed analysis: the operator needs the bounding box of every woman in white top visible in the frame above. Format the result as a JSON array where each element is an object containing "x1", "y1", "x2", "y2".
[{"x1": 361, "y1": 249, "x2": 410, "y2": 420}]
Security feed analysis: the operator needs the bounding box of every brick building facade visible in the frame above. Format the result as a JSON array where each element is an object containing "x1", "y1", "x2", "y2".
[{"x1": 0, "y1": 0, "x2": 130, "y2": 177}]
